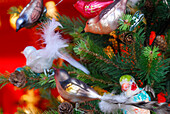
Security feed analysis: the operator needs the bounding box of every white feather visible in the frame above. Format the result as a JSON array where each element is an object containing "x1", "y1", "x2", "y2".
[
  {"x1": 40, "y1": 18, "x2": 89, "y2": 74},
  {"x1": 40, "y1": 18, "x2": 67, "y2": 59},
  {"x1": 56, "y1": 51, "x2": 90, "y2": 74},
  {"x1": 99, "y1": 93, "x2": 128, "y2": 113},
  {"x1": 99, "y1": 100, "x2": 119, "y2": 114}
]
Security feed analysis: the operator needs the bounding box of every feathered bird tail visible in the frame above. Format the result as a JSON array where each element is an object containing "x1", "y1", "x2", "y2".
[
  {"x1": 40, "y1": 18, "x2": 67, "y2": 58},
  {"x1": 57, "y1": 51, "x2": 90, "y2": 74},
  {"x1": 40, "y1": 18, "x2": 89, "y2": 74},
  {"x1": 99, "y1": 93, "x2": 128, "y2": 113}
]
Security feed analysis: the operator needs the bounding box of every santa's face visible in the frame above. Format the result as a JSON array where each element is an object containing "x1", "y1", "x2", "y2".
[{"x1": 121, "y1": 83, "x2": 130, "y2": 91}]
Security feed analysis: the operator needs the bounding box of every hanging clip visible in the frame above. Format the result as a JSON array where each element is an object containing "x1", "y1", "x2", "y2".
[{"x1": 129, "y1": 11, "x2": 144, "y2": 31}]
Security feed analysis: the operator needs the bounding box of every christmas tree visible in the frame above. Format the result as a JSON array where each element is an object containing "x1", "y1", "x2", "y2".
[{"x1": 0, "y1": 0, "x2": 170, "y2": 113}]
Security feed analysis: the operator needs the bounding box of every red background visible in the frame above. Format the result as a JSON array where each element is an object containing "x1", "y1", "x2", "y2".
[
  {"x1": 0, "y1": 0, "x2": 81, "y2": 113},
  {"x1": 0, "y1": 0, "x2": 81, "y2": 73}
]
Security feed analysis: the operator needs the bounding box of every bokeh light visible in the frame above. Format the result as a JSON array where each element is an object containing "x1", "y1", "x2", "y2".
[
  {"x1": 9, "y1": 13, "x2": 19, "y2": 30},
  {"x1": 45, "y1": 1, "x2": 59, "y2": 20}
]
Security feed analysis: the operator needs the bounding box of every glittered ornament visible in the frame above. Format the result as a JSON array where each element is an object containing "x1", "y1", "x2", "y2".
[
  {"x1": 104, "y1": 45, "x2": 115, "y2": 58},
  {"x1": 58, "y1": 102, "x2": 74, "y2": 114},
  {"x1": 74, "y1": 0, "x2": 114, "y2": 18},
  {"x1": 108, "y1": 38, "x2": 119, "y2": 54},
  {"x1": 154, "y1": 35, "x2": 167, "y2": 52},
  {"x1": 9, "y1": 70, "x2": 26, "y2": 88},
  {"x1": 84, "y1": 0, "x2": 127, "y2": 34},
  {"x1": 110, "y1": 31, "x2": 118, "y2": 38}
]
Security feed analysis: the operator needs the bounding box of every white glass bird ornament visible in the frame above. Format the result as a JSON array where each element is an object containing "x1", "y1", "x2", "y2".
[
  {"x1": 84, "y1": 0, "x2": 127, "y2": 34},
  {"x1": 22, "y1": 18, "x2": 89, "y2": 74},
  {"x1": 16, "y1": 0, "x2": 44, "y2": 32},
  {"x1": 22, "y1": 46, "x2": 54, "y2": 74}
]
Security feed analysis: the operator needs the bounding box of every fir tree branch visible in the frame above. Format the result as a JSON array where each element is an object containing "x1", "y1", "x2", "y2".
[
  {"x1": 7, "y1": 6, "x2": 23, "y2": 15},
  {"x1": 79, "y1": 101, "x2": 102, "y2": 114},
  {"x1": 132, "y1": 40, "x2": 137, "y2": 64},
  {"x1": 79, "y1": 48, "x2": 122, "y2": 70},
  {"x1": 19, "y1": 67, "x2": 56, "y2": 89},
  {"x1": 42, "y1": 109, "x2": 59, "y2": 114},
  {"x1": 58, "y1": 14, "x2": 86, "y2": 34},
  {"x1": 0, "y1": 72, "x2": 10, "y2": 88},
  {"x1": 68, "y1": 71, "x2": 112, "y2": 85},
  {"x1": 136, "y1": 46, "x2": 170, "y2": 93},
  {"x1": 77, "y1": 74, "x2": 112, "y2": 85}
]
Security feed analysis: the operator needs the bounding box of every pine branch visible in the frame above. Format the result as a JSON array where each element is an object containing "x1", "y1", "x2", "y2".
[
  {"x1": 2, "y1": 67, "x2": 56, "y2": 90},
  {"x1": 73, "y1": 38, "x2": 136, "y2": 91},
  {"x1": 42, "y1": 109, "x2": 59, "y2": 114},
  {"x1": 138, "y1": 0, "x2": 170, "y2": 35},
  {"x1": 59, "y1": 63, "x2": 114, "y2": 90},
  {"x1": 136, "y1": 46, "x2": 170, "y2": 93},
  {"x1": 58, "y1": 14, "x2": 86, "y2": 34},
  {"x1": 68, "y1": 71, "x2": 112, "y2": 84},
  {"x1": 79, "y1": 100, "x2": 103, "y2": 114},
  {"x1": 0, "y1": 71, "x2": 10, "y2": 88},
  {"x1": 118, "y1": 14, "x2": 132, "y2": 31},
  {"x1": 7, "y1": 6, "x2": 23, "y2": 15},
  {"x1": 77, "y1": 73, "x2": 112, "y2": 85},
  {"x1": 79, "y1": 48, "x2": 121, "y2": 70}
]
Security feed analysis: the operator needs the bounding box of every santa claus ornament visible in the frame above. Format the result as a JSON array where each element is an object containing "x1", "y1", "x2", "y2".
[{"x1": 119, "y1": 75, "x2": 151, "y2": 114}]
